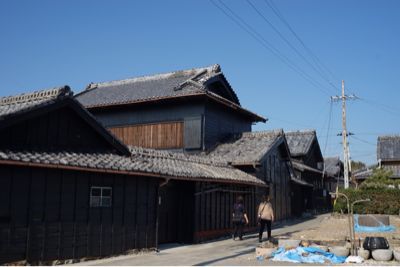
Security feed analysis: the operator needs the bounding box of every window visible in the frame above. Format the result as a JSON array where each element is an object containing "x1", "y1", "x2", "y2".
[{"x1": 90, "y1": 186, "x2": 112, "y2": 207}]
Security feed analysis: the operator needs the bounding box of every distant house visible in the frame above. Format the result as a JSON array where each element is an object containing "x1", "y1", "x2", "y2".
[
  {"x1": 0, "y1": 87, "x2": 264, "y2": 264},
  {"x1": 76, "y1": 64, "x2": 266, "y2": 152},
  {"x1": 353, "y1": 167, "x2": 374, "y2": 185},
  {"x1": 323, "y1": 157, "x2": 344, "y2": 192},
  {"x1": 377, "y1": 135, "x2": 400, "y2": 179},
  {"x1": 207, "y1": 130, "x2": 295, "y2": 221},
  {"x1": 285, "y1": 130, "x2": 328, "y2": 215}
]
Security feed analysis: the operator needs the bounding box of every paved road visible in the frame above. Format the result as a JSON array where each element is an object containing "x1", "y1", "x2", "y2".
[{"x1": 71, "y1": 214, "x2": 329, "y2": 266}]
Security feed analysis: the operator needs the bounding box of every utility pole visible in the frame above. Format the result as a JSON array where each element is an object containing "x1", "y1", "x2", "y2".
[{"x1": 331, "y1": 80, "x2": 357, "y2": 189}]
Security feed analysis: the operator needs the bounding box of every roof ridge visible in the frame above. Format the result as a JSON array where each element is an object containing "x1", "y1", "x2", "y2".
[
  {"x1": 85, "y1": 64, "x2": 220, "y2": 90},
  {"x1": 129, "y1": 146, "x2": 228, "y2": 167},
  {"x1": 241, "y1": 129, "x2": 283, "y2": 137},
  {"x1": 0, "y1": 86, "x2": 71, "y2": 106},
  {"x1": 378, "y1": 135, "x2": 400, "y2": 139},
  {"x1": 285, "y1": 129, "x2": 316, "y2": 135}
]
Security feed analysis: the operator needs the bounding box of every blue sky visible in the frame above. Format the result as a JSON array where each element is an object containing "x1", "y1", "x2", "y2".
[{"x1": 1, "y1": 0, "x2": 399, "y2": 165}]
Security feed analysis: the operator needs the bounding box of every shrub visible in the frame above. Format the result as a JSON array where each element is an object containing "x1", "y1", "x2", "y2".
[
  {"x1": 360, "y1": 168, "x2": 399, "y2": 189},
  {"x1": 333, "y1": 187, "x2": 400, "y2": 214}
]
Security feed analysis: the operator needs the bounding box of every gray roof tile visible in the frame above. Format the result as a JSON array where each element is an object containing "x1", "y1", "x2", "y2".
[
  {"x1": 324, "y1": 157, "x2": 342, "y2": 177},
  {"x1": 0, "y1": 148, "x2": 264, "y2": 186},
  {"x1": 207, "y1": 130, "x2": 284, "y2": 165},
  {"x1": 75, "y1": 64, "x2": 266, "y2": 122},
  {"x1": 292, "y1": 159, "x2": 322, "y2": 174},
  {"x1": 76, "y1": 64, "x2": 235, "y2": 106},
  {"x1": 285, "y1": 130, "x2": 316, "y2": 156},
  {"x1": 0, "y1": 86, "x2": 71, "y2": 119}
]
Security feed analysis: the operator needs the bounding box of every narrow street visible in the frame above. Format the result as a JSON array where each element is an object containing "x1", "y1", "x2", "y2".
[{"x1": 71, "y1": 214, "x2": 329, "y2": 266}]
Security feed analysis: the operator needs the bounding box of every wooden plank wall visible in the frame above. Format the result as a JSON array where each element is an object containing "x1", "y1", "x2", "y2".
[
  {"x1": 193, "y1": 182, "x2": 257, "y2": 243},
  {"x1": 0, "y1": 165, "x2": 159, "y2": 265},
  {"x1": 0, "y1": 106, "x2": 114, "y2": 152},
  {"x1": 257, "y1": 150, "x2": 291, "y2": 222},
  {"x1": 109, "y1": 122, "x2": 184, "y2": 149}
]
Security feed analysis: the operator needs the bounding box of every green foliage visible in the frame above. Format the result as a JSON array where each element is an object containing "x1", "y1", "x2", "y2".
[
  {"x1": 360, "y1": 168, "x2": 398, "y2": 189},
  {"x1": 333, "y1": 187, "x2": 400, "y2": 214}
]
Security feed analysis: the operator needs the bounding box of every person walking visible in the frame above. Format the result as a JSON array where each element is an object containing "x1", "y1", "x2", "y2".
[
  {"x1": 232, "y1": 195, "x2": 249, "y2": 240},
  {"x1": 258, "y1": 195, "x2": 274, "y2": 243}
]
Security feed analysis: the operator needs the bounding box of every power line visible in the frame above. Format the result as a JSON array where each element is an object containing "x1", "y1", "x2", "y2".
[
  {"x1": 358, "y1": 97, "x2": 400, "y2": 117},
  {"x1": 209, "y1": 0, "x2": 333, "y2": 96},
  {"x1": 323, "y1": 101, "x2": 333, "y2": 155},
  {"x1": 349, "y1": 135, "x2": 376, "y2": 146},
  {"x1": 246, "y1": 0, "x2": 338, "y2": 94},
  {"x1": 264, "y1": 0, "x2": 340, "y2": 85}
]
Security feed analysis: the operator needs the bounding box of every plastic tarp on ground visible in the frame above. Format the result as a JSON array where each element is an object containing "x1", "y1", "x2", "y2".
[
  {"x1": 354, "y1": 214, "x2": 395, "y2": 233},
  {"x1": 271, "y1": 247, "x2": 347, "y2": 264}
]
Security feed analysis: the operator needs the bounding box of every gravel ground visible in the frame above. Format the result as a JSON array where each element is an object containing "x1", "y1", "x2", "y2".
[
  {"x1": 223, "y1": 214, "x2": 400, "y2": 266},
  {"x1": 288, "y1": 214, "x2": 400, "y2": 246},
  {"x1": 68, "y1": 214, "x2": 400, "y2": 266}
]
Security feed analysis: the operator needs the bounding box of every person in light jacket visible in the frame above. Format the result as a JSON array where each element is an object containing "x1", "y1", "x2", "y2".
[{"x1": 257, "y1": 195, "x2": 274, "y2": 243}]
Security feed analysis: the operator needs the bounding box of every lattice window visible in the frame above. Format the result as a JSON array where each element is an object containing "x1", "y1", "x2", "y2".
[{"x1": 90, "y1": 186, "x2": 112, "y2": 207}]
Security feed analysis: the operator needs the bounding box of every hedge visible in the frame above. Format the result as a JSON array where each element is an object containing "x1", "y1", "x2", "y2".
[{"x1": 333, "y1": 188, "x2": 400, "y2": 215}]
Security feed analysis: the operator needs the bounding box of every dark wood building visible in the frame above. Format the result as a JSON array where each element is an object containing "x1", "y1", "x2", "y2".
[
  {"x1": 75, "y1": 64, "x2": 271, "y2": 240},
  {"x1": 75, "y1": 64, "x2": 266, "y2": 152},
  {"x1": 324, "y1": 156, "x2": 344, "y2": 192},
  {"x1": 0, "y1": 87, "x2": 264, "y2": 264},
  {"x1": 285, "y1": 130, "x2": 329, "y2": 215},
  {"x1": 207, "y1": 130, "x2": 297, "y2": 221},
  {"x1": 377, "y1": 135, "x2": 400, "y2": 179}
]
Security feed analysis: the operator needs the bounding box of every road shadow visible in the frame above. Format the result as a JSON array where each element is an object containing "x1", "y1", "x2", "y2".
[
  {"x1": 193, "y1": 247, "x2": 255, "y2": 266},
  {"x1": 157, "y1": 214, "x2": 326, "y2": 255}
]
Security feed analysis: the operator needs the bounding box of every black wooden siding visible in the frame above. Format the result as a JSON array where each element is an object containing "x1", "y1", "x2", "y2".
[
  {"x1": 193, "y1": 182, "x2": 259, "y2": 243},
  {"x1": 204, "y1": 102, "x2": 252, "y2": 150},
  {"x1": 158, "y1": 181, "x2": 194, "y2": 244},
  {"x1": 0, "y1": 106, "x2": 113, "y2": 152},
  {"x1": 252, "y1": 146, "x2": 292, "y2": 221},
  {"x1": 89, "y1": 100, "x2": 253, "y2": 151},
  {"x1": 90, "y1": 102, "x2": 205, "y2": 128},
  {"x1": 0, "y1": 165, "x2": 159, "y2": 264}
]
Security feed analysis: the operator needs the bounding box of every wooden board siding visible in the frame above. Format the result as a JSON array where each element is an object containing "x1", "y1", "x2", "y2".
[
  {"x1": 109, "y1": 122, "x2": 184, "y2": 149},
  {"x1": 254, "y1": 147, "x2": 292, "y2": 222},
  {"x1": 0, "y1": 106, "x2": 114, "y2": 152},
  {"x1": 0, "y1": 165, "x2": 159, "y2": 264},
  {"x1": 193, "y1": 182, "x2": 257, "y2": 243},
  {"x1": 204, "y1": 102, "x2": 252, "y2": 150}
]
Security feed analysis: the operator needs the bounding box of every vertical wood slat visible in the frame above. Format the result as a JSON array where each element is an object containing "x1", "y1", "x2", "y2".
[{"x1": 109, "y1": 121, "x2": 184, "y2": 149}]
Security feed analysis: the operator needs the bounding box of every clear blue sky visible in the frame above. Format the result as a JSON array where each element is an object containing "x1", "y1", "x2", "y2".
[{"x1": 1, "y1": 0, "x2": 399, "y2": 165}]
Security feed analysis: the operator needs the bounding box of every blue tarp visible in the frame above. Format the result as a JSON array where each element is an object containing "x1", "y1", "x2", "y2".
[
  {"x1": 354, "y1": 214, "x2": 395, "y2": 233},
  {"x1": 271, "y1": 246, "x2": 347, "y2": 264}
]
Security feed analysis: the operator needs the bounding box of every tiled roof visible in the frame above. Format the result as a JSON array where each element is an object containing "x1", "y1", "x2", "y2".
[
  {"x1": 324, "y1": 157, "x2": 342, "y2": 177},
  {"x1": 285, "y1": 130, "x2": 316, "y2": 156},
  {"x1": 0, "y1": 86, "x2": 130, "y2": 155},
  {"x1": 353, "y1": 168, "x2": 373, "y2": 180},
  {"x1": 0, "y1": 148, "x2": 265, "y2": 186},
  {"x1": 0, "y1": 87, "x2": 264, "y2": 186},
  {"x1": 207, "y1": 130, "x2": 285, "y2": 165},
  {"x1": 292, "y1": 160, "x2": 322, "y2": 174},
  {"x1": 377, "y1": 135, "x2": 400, "y2": 161},
  {"x1": 291, "y1": 176, "x2": 313, "y2": 187},
  {"x1": 0, "y1": 86, "x2": 72, "y2": 120},
  {"x1": 75, "y1": 64, "x2": 266, "y2": 122}
]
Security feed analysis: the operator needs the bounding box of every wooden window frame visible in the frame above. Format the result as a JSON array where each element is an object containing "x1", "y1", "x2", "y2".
[{"x1": 90, "y1": 186, "x2": 112, "y2": 207}]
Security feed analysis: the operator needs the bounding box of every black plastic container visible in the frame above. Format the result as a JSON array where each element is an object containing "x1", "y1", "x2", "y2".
[{"x1": 363, "y1": 237, "x2": 389, "y2": 250}]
